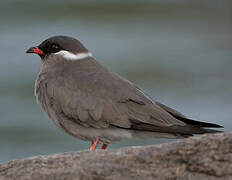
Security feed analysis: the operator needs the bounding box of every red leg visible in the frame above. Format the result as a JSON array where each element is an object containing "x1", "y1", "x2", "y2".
[
  {"x1": 101, "y1": 143, "x2": 108, "y2": 150},
  {"x1": 90, "y1": 139, "x2": 99, "y2": 151}
]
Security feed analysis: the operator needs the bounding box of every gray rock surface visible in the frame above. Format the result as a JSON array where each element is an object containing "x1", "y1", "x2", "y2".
[{"x1": 0, "y1": 132, "x2": 232, "y2": 180}]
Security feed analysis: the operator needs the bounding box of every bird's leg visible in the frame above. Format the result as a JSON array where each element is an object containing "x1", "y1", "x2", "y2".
[
  {"x1": 90, "y1": 138, "x2": 99, "y2": 151},
  {"x1": 101, "y1": 144, "x2": 108, "y2": 150}
]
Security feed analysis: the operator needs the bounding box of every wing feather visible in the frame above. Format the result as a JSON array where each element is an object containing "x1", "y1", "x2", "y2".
[{"x1": 44, "y1": 60, "x2": 186, "y2": 130}]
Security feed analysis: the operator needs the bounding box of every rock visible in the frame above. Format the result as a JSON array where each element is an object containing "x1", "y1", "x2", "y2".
[{"x1": 0, "y1": 132, "x2": 232, "y2": 180}]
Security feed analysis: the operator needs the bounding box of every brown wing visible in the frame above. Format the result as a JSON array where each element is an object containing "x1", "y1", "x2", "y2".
[{"x1": 45, "y1": 59, "x2": 186, "y2": 129}]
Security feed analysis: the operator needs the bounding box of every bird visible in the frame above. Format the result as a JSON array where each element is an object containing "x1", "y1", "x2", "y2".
[{"x1": 26, "y1": 35, "x2": 223, "y2": 151}]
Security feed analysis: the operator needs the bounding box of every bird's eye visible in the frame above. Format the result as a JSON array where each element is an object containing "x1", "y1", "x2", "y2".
[{"x1": 51, "y1": 44, "x2": 60, "y2": 51}]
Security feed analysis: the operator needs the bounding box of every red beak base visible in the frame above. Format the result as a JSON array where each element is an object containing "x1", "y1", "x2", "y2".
[{"x1": 26, "y1": 47, "x2": 44, "y2": 55}]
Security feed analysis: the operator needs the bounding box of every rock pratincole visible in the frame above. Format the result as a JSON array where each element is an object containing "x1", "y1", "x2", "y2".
[{"x1": 26, "y1": 36, "x2": 223, "y2": 150}]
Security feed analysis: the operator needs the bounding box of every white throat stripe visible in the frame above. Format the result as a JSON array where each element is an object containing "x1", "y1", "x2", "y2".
[{"x1": 54, "y1": 50, "x2": 93, "y2": 60}]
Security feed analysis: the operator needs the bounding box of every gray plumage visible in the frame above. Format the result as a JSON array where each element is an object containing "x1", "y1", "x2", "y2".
[{"x1": 27, "y1": 36, "x2": 222, "y2": 144}]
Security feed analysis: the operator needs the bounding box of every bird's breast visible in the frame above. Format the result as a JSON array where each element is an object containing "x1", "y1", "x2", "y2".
[{"x1": 35, "y1": 72, "x2": 61, "y2": 127}]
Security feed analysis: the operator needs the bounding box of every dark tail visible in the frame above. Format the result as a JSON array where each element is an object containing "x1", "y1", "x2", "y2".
[
  {"x1": 127, "y1": 115, "x2": 223, "y2": 137},
  {"x1": 127, "y1": 118, "x2": 223, "y2": 137},
  {"x1": 112, "y1": 112, "x2": 223, "y2": 138},
  {"x1": 202, "y1": 128, "x2": 223, "y2": 134},
  {"x1": 156, "y1": 102, "x2": 223, "y2": 135},
  {"x1": 170, "y1": 113, "x2": 223, "y2": 128},
  {"x1": 168, "y1": 112, "x2": 223, "y2": 136}
]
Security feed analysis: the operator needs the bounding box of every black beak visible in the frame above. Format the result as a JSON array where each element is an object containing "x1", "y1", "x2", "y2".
[
  {"x1": 26, "y1": 47, "x2": 44, "y2": 55},
  {"x1": 26, "y1": 47, "x2": 36, "y2": 53}
]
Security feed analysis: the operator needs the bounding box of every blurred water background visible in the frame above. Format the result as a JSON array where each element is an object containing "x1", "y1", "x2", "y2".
[{"x1": 0, "y1": 0, "x2": 231, "y2": 163}]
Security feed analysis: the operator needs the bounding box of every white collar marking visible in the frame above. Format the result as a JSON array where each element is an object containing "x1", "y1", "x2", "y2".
[{"x1": 54, "y1": 50, "x2": 93, "y2": 60}]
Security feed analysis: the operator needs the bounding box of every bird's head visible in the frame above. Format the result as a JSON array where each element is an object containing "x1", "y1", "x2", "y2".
[{"x1": 26, "y1": 36, "x2": 92, "y2": 61}]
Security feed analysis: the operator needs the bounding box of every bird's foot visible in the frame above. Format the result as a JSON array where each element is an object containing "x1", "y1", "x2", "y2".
[
  {"x1": 90, "y1": 139, "x2": 99, "y2": 151},
  {"x1": 101, "y1": 143, "x2": 108, "y2": 150},
  {"x1": 90, "y1": 139, "x2": 108, "y2": 150}
]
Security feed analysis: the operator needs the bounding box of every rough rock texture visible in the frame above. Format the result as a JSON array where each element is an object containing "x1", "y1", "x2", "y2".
[{"x1": 0, "y1": 132, "x2": 232, "y2": 180}]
